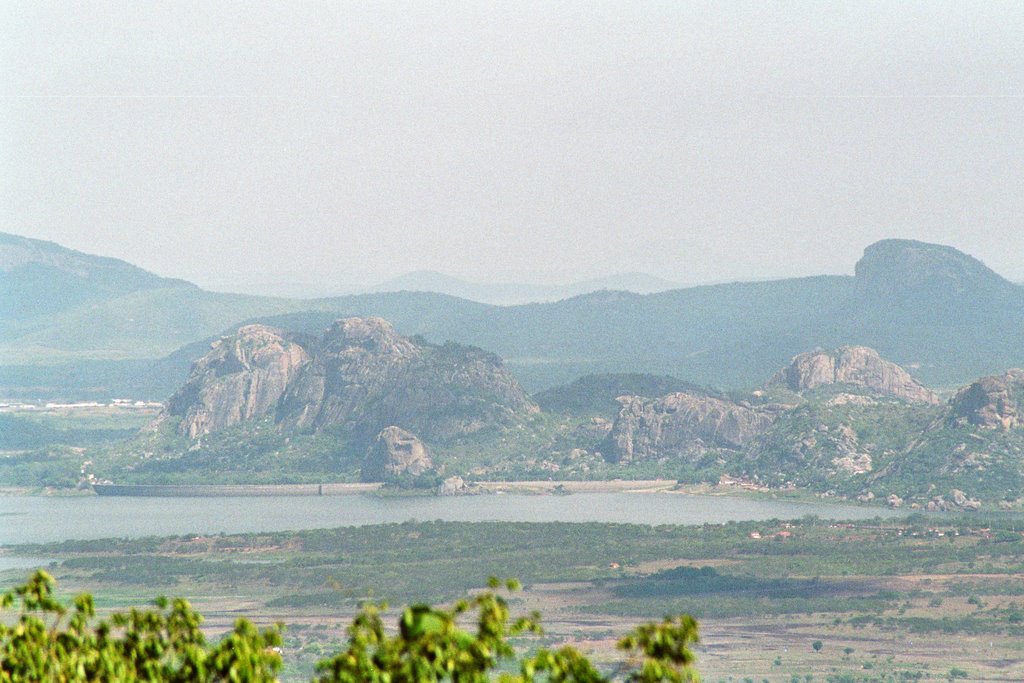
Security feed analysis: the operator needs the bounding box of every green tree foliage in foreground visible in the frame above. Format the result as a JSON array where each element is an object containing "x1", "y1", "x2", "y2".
[{"x1": 1, "y1": 573, "x2": 699, "y2": 683}]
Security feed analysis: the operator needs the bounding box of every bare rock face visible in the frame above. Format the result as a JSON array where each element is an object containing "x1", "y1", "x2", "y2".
[
  {"x1": 278, "y1": 317, "x2": 537, "y2": 443},
  {"x1": 948, "y1": 369, "x2": 1024, "y2": 430},
  {"x1": 167, "y1": 325, "x2": 311, "y2": 439},
  {"x1": 767, "y1": 346, "x2": 938, "y2": 404},
  {"x1": 361, "y1": 426, "x2": 433, "y2": 481},
  {"x1": 604, "y1": 392, "x2": 777, "y2": 463},
  {"x1": 165, "y1": 317, "x2": 537, "y2": 447},
  {"x1": 438, "y1": 475, "x2": 468, "y2": 496},
  {"x1": 278, "y1": 317, "x2": 423, "y2": 433}
]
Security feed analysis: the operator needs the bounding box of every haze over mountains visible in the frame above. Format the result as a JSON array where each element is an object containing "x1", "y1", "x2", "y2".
[
  {"x1": 0, "y1": 232, "x2": 191, "y2": 321},
  {"x1": 203, "y1": 270, "x2": 681, "y2": 303},
  {"x1": 8, "y1": 230, "x2": 1024, "y2": 505},
  {"x1": 363, "y1": 270, "x2": 680, "y2": 305},
  {"x1": 102, "y1": 320, "x2": 1024, "y2": 505},
  {"x1": 3, "y1": 232, "x2": 1024, "y2": 400},
  {"x1": 166, "y1": 317, "x2": 535, "y2": 447}
]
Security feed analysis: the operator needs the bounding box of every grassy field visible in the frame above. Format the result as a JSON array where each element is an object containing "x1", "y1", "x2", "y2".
[{"x1": 5, "y1": 513, "x2": 1024, "y2": 681}]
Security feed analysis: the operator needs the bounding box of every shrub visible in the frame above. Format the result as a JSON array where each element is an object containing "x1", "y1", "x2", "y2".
[{"x1": 2, "y1": 572, "x2": 701, "y2": 683}]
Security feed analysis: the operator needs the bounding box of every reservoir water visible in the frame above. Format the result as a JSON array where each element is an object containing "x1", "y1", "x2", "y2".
[{"x1": 0, "y1": 493, "x2": 898, "y2": 546}]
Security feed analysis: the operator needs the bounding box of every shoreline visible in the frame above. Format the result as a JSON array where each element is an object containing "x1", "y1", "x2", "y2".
[
  {"x1": 471, "y1": 479, "x2": 678, "y2": 494},
  {"x1": 2, "y1": 481, "x2": 881, "y2": 508},
  {"x1": 91, "y1": 483, "x2": 384, "y2": 497},
  {"x1": 85, "y1": 479, "x2": 832, "y2": 502},
  {"x1": 88, "y1": 480, "x2": 680, "y2": 497}
]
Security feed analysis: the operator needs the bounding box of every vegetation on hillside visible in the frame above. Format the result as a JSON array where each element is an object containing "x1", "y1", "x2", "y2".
[
  {"x1": 0, "y1": 414, "x2": 141, "y2": 451},
  {"x1": 532, "y1": 374, "x2": 718, "y2": 418},
  {"x1": 6, "y1": 236, "x2": 1024, "y2": 506},
  {"x1": 6, "y1": 237, "x2": 1024, "y2": 399},
  {"x1": 7, "y1": 376, "x2": 1024, "y2": 509}
]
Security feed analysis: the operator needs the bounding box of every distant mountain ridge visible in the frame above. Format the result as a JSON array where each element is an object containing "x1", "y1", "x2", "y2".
[
  {"x1": 0, "y1": 232, "x2": 191, "y2": 321},
  {"x1": 365, "y1": 270, "x2": 680, "y2": 305},
  {"x1": 0, "y1": 232, "x2": 483, "y2": 364},
  {"x1": 3, "y1": 233, "x2": 1024, "y2": 399},
  {"x1": 855, "y1": 239, "x2": 1017, "y2": 299},
  {"x1": 0, "y1": 232, "x2": 181, "y2": 283}
]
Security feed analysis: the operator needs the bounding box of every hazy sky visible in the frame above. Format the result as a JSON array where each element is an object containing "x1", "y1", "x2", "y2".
[{"x1": 3, "y1": 2, "x2": 1024, "y2": 291}]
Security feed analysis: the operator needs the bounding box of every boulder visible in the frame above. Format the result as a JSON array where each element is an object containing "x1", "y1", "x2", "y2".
[
  {"x1": 438, "y1": 476, "x2": 468, "y2": 496},
  {"x1": 361, "y1": 426, "x2": 433, "y2": 481},
  {"x1": 950, "y1": 489, "x2": 981, "y2": 511}
]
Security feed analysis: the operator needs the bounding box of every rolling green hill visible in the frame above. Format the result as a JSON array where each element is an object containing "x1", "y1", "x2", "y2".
[
  {"x1": 0, "y1": 232, "x2": 188, "y2": 322},
  {"x1": 3, "y1": 234, "x2": 1024, "y2": 400},
  {"x1": 0, "y1": 233, "x2": 298, "y2": 361},
  {"x1": 0, "y1": 231, "x2": 490, "y2": 372}
]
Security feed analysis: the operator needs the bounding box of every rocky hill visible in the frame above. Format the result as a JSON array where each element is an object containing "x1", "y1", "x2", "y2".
[
  {"x1": 167, "y1": 325, "x2": 312, "y2": 440},
  {"x1": 601, "y1": 346, "x2": 924, "y2": 464},
  {"x1": 591, "y1": 352, "x2": 1024, "y2": 507},
  {"x1": 947, "y1": 369, "x2": 1024, "y2": 430},
  {"x1": 765, "y1": 346, "x2": 938, "y2": 404},
  {"x1": 11, "y1": 236, "x2": 1024, "y2": 502},
  {"x1": 165, "y1": 317, "x2": 537, "y2": 449},
  {"x1": 7, "y1": 235, "x2": 1024, "y2": 400},
  {"x1": 866, "y1": 368, "x2": 1024, "y2": 507},
  {"x1": 590, "y1": 348, "x2": 1024, "y2": 507},
  {"x1": 603, "y1": 393, "x2": 780, "y2": 463},
  {"x1": 40, "y1": 333, "x2": 1024, "y2": 505}
]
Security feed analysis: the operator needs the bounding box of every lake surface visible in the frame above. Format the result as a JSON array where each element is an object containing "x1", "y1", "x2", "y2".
[{"x1": 0, "y1": 493, "x2": 899, "y2": 546}]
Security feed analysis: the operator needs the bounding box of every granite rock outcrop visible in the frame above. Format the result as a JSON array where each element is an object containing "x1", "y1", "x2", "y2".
[
  {"x1": 165, "y1": 317, "x2": 537, "y2": 445},
  {"x1": 767, "y1": 346, "x2": 938, "y2": 404},
  {"x1": 948, "y1": 369, "x2": 1024, "y2": 430},
  {"x1": 167, "y1": 325, "x2": 311, "y2": 439},
  {"x1": 361, "y1": 426, "x2": 434, "y2": 481},
  {"x1": 604, "y1": 392, "x2": 778, "y2": 463}
]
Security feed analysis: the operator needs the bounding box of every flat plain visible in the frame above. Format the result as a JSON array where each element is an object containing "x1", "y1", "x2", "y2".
[{"x1": 6, "y1": 512, "x2": 1024, "y2": 682}]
